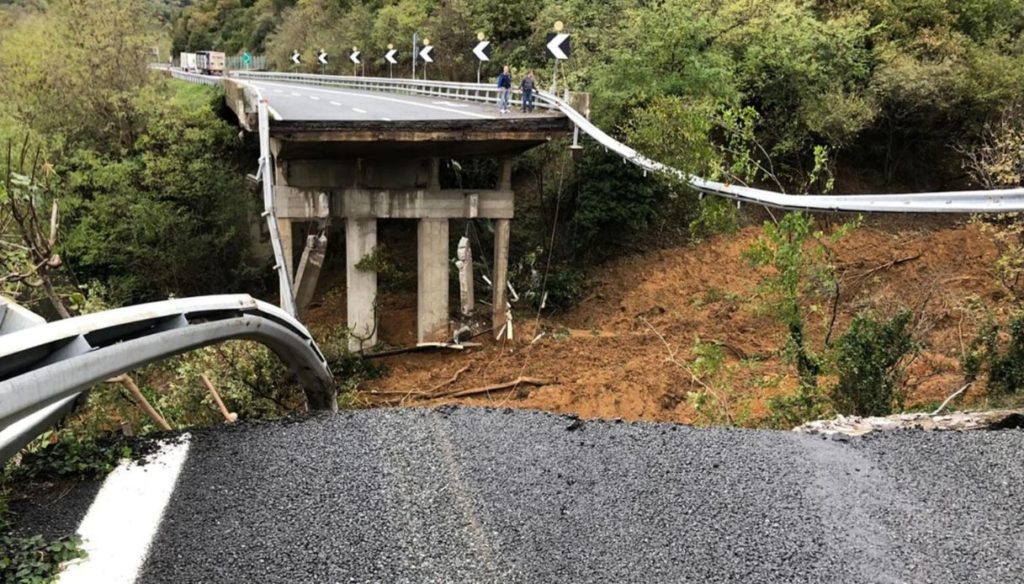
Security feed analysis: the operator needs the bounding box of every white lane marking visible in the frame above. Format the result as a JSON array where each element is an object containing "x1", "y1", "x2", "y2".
[
  {"x1": 381, "y1": 117, "x2": 393, "y2": 121},
  {"x1": 352, "y1": 108, "x2": 367, "y2": 114},
  {"x1": 250, "y1": 81, "x2": 496, "y2": 120},
  {"x1": 309, "y1": 95, "x2": 320, "y2": 101},
  {"x1": 290, "y1": 91, "x2": 301, "y2": 97},
  {"x1": 329, "y1": 101, "x2": 342, "y2": 106},
  {"x1": 433, "y1": 100, "x2": 468, "y2": 108},
  {"x1": 58, "y1": 437, "x2": 191, "y2": 584},
  {"x1": 268, "y1": 105, "x2": 283, "y2": 121},
  {"x1": 273, "y1": 89, "x2": 283, "y2": 94}
]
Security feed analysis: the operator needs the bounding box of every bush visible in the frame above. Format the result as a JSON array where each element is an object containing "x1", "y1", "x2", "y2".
[
  {"x1": 830, "y1": 310, "x2": 917, "y2": 417},
  {"x1": 964, "y1": 313, "x2": 1024, "y2": 395},
  {"x1": 5, "y1": 431, "x2": 131, "y2": 482}
]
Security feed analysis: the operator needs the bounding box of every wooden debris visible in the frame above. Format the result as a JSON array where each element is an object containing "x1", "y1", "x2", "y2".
[
  {"x1": 109, "y1": 374, "x2": 171, "y2": 431},
  {"x1": 200, "y1": 374, "x2": 238, "y2": 423},
  {"x1": 430, "y1": 376, "x2": 554, "y2": 400}
]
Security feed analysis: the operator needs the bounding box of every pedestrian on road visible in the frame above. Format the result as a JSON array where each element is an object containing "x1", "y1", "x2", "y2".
[
  {"x1": 497, "y1": 65, "x2": 512, "y2": 114},
  {"x1": 520, "y1": 71, "x2": 536, "y2": 113}
]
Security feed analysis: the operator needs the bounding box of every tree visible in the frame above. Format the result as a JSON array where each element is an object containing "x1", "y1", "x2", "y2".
[{"x1": 0, "y1": 138, "x2": 73, "y2": 318}]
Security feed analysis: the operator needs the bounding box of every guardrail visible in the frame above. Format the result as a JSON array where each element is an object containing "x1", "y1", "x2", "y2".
[{"x1": 0, "y1": 295, "x2": 336, "y2": 461}]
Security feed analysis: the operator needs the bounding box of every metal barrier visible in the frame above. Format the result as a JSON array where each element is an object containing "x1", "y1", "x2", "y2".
[{"x1": 0, "y1": 295, "x2": 336, "y2": 461}]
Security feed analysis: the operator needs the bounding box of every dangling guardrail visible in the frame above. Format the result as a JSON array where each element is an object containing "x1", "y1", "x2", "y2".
[{"x1": 0, "y1": 295, "x2": 336, "y2": 462}]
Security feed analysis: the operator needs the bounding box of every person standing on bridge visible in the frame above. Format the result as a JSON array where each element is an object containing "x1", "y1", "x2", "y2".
[
  {"x1": 520, "y1": 70, "x2": 536, "y2": 113},
  {"x1": 497, "y1": 65, "x2": 512, "y2": 114}
]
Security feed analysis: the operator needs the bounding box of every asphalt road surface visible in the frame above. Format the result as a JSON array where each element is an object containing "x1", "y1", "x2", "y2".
[
  {"x1": 248, "y1": 80, "x2": 555, "y2": 122},
  {"x1": 125, "y1": 407, "x2": 1024, "y2": 583}
]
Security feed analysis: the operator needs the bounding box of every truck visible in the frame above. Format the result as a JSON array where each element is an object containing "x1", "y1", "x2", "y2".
[
  {"x1": 180, "y1": 52, "x2": 197, "y2": 72},
  {"x1": 195, "y1": 51, "x2": 226, "y2": 76}
]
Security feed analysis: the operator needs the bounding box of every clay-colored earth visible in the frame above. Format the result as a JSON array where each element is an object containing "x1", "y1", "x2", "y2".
[{"x1": 305, "y1": 215, "x2": 1009, "y2": 427}]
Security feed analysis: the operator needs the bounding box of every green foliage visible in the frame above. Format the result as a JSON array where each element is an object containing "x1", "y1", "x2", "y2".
[
  {"x1": 0, "y1": 529, "x2": 85, "y2": 584},
  {"x1": 60, "y1": 80, "x2": 256, "y2": 306},
  {"x1": 963, "y1": 313, "x2": 1024, "y2": 395},
  {"x1": 5, "y1": 431, "x2": 130, "y2": 482},
  {"x1": 831, "y1": 309, "x2": 918, "y2": 416},
  {"x1": 767, "y1": 383, "x2": 830, "y2": 429},
  {"x1": 565, "y1": 149, "x2": 681, "y2": 262},
  {"x1": 745, "y1": 212, "x2": 857, "y2": 390}
]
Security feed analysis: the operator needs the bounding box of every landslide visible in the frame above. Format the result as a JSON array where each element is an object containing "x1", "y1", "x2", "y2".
[{"x1": 309, "y1": 215, "x2": 1008, "y2": 426}]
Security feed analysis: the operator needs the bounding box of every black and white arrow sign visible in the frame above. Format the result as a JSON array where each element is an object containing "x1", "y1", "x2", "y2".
[
  {"x1": 317, "y1": 50, "x2": 328, "y2": 65},
  {"x1": 385, "y1": 49, "x2": 398, "y2": 65},
  {"x1": 473, "y1": 40, "x2": 491, "y2": 62},
  {"x1": 349, "y1": 50, "x2": 360, "y2": 65},
  {"x1": 419, "y1": 45, "x2": 434, "y2": 63},
  {"x1": 545, "y1": 33, "x2": 571, "y2": 60},
  {"x1": 291, "y1": 50, "x2": 301, "y2": 65}
]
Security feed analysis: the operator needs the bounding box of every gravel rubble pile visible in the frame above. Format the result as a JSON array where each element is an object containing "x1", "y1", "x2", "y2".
[{"x1": 138, "y1": 407, "x2": 1024, "y2": 583}]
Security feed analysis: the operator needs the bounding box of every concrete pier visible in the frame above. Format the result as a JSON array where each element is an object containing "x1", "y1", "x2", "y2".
[
  {"x1": 345, "y1": 218, "x2": 378, "y2": 351},
  {"x1": 417, "y1": 218, "x2": 450, "y2": 343}
]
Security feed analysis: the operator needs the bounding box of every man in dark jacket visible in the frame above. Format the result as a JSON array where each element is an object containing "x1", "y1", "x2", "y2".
[
  {"x1": 520, "y1": 71, "x2": 536, "y2": 113},
  {"x1": 497, "y1": 65, "x2": 512, "y2": 114}
]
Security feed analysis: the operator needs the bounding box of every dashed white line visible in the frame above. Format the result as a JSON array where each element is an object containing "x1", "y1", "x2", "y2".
[
  {"x1": 309, "y1": 96, "x2": 320, "y2": 101},
  {"x1": 381, "y1": 117, "x2": 393, "y2": 122},
  {"x1": 352, "y1": 108, "x2": 367, "y2": 114},
  {"x1": 250, "y1": 80, "x2": 496, "y2": 120},
  {"x1": 273, "y1": 89, "x2": 283, "y2": 94},
  {"x1": 290, "y1": 91, "x2": 301, "y2": 97},
  {"x1": 330, "y1": 101, "x2": 342, "y2": 106}
]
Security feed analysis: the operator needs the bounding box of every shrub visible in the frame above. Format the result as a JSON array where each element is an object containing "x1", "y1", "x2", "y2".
[
  {"x1": 964, "y1": 313, "x2": 1024, "y2": 395},
  {"x1": 830, "y1": 309, "x2": 917, "y2": 417}
]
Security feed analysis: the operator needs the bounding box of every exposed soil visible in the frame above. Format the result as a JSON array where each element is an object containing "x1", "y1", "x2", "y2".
[{"x1": 305, "y1": 214, "x2": 1011, "y2": 427}]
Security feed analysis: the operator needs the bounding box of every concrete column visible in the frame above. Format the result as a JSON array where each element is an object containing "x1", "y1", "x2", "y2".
[
  {"x1": 277, "y1": 218, "x2": 294, "y2": 278},
  {"x1": 294, "y1": 229, "x2": 328, "y2": 316},
  {"x1": 492, "y1": 219, "x2": 511, "y2": 338},
  {"x1": 346, "y1": 218, "x2": 378, "y2": 351},
  {"x1": 499, "y1": 158, "x2": 513, "y2": 191},
  {"x1": 417, "y1": 218, "x2": 450, "y2": 343}
]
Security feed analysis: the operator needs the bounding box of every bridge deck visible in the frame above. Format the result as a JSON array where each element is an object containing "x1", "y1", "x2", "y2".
[{"x1": 251, "y1": 79, "x2": 556, "y2": 123}]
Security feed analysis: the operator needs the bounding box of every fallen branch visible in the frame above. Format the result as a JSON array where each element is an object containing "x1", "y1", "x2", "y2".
[
  {"x1": 932, "y1": 382, "x2": 972, "y2": 416},
  {"x1": 429, "y1": 376, "x2": 554, "y2": 400},
  {"x1": 858, "y1": 253, "x2": 921, "y2": 280}
]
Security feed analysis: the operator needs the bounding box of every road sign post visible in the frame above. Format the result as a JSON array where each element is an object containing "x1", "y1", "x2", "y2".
[
  {"x1": 350, "y1": 47, "x2": 361, "y2": 76},
  {"x1": 473, "y1": 32, "x2": 491, "y2": 84},
  {"x1": 385, "y1": 44, "x2": 397, "y2": 78},
  {"x1": 317, "y1": 49, "x2": 328, "y2": 75},
  {"x1": 419, "y1": 40, "x2": 433, "y2": 80},
  {"x1": 412, "y1": 32, "x2": 418, "y2": 79},
  {"x1": 291, "y1": 49, "x2": 301, "y2": 71},
  {"x1": 546, "y1": 22, "x2": 571, "y2": 95}
]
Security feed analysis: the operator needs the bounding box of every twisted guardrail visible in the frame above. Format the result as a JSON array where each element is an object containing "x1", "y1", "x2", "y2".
[
  {"x1": 0, "y1": 295, "x2": 336, "y2": 461},
  {"x1": 215, "y1": 69, "x2": 1024, "y2": 213}
]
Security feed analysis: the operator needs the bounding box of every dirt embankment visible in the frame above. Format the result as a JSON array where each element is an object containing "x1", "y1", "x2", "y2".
[{"x1": 309, "y1": 216, "x2": 1008, "y2": 426}]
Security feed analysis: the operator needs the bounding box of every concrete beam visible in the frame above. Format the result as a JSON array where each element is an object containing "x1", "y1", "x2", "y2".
[
  {"x1": 337, "y1": 189, "x2": 514, "y2": 219},
  {"x1": 417, "y1": 219, "x2": 450, "y2": 343},
  {"x1": 273, "y1": 186, "x2": 332, "y2": 219},
  {"x1": 346, "y1": 218, "x2": 378, "y2": 351}
]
